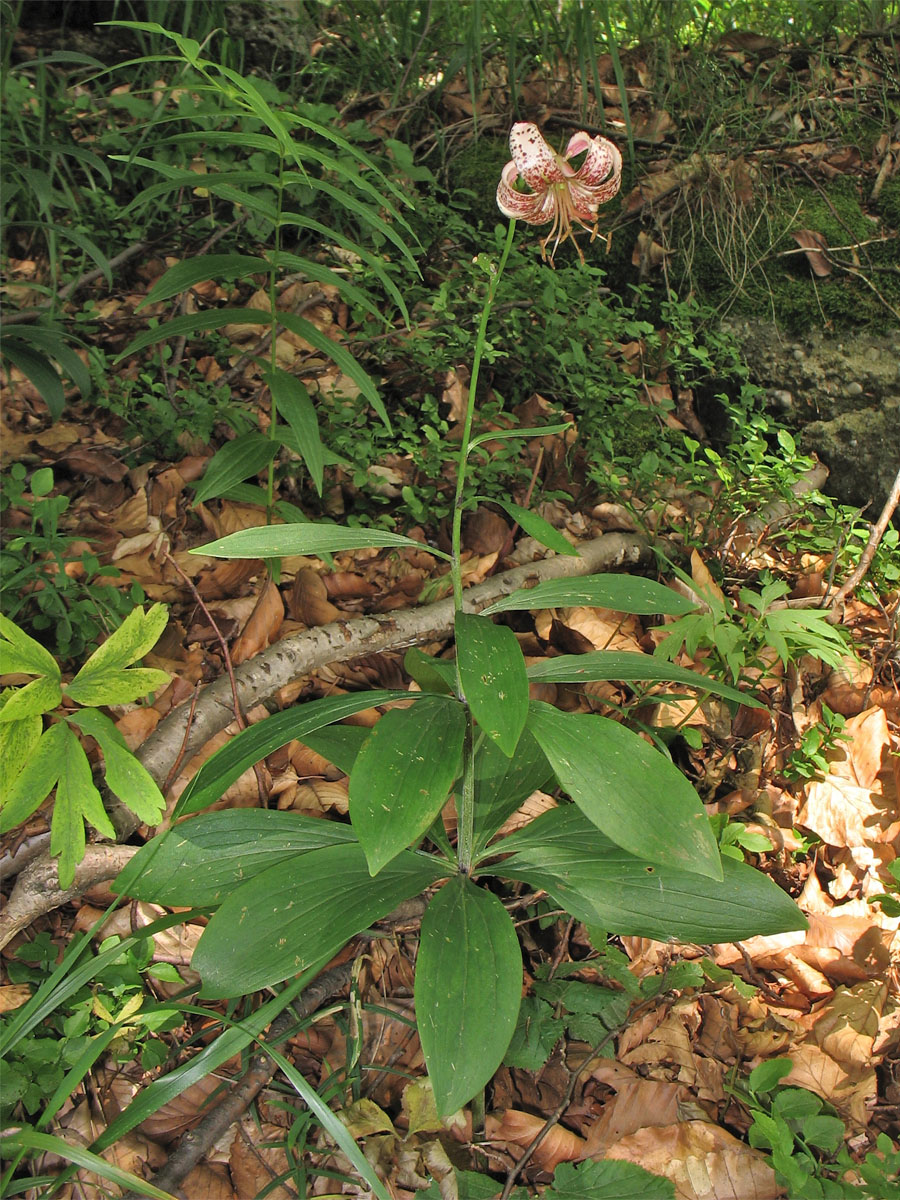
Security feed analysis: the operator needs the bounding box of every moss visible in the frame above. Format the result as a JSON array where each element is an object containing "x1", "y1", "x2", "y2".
[
  {"x1": 447, "y1": 137, "x2": 512, "y2": 226},
  {"x1": 874, "y1": 177, "x2": 900, "y2": 230}
]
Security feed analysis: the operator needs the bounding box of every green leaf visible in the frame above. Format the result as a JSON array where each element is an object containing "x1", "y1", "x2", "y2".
[
  {"x1": 192, "y1": 433, "x2": 278, "y2": 506},
  {"x1": 349, "y1": 697, "x2": 466, "y2": 874},
  {"x1": 295, "y1": 723, "x2": 370, "y2": 774},
  {"x1": 193, "y1": 843, "x2": 446, "y2": 997},
  {"x1": 456, "y1": 613, "x2": 528, "y2": 757},
  {"x1": 51, "y1": 726, "x2": 116, "y2": 888},
  {"x1": 0, "y1": 1129, "x2": 178, "y2": 1200},
  {"x1": 0, "y1": 612, "x2": 61, "y2": 678},
  {"x1": 115, "y1": 307, "x2": 272, "y2": 361},
  {"x1": 266, "y1": 369, "x2": 324, "y2": 496},
  {"x1": 416, "y1": 877, "x2": 522, "y2": 1116},
  {"x1": 0, "y1": 711, "x2": 42, "y2": 782},
  {"x1": 193, "y1": 523, "x2": 450, "y2": 562},
  {"x1": 114, "y1": 810, "x2": 359, "y2": 906},
  {"x1": 503, "y1": 995, "x2": 561, "y2": 1071},
  {"x1": 174, "y1": 690, "x2": 413, "y2": 817},
  {"x1": 68, "y1": 709, "x2": 165, "y2": 827},
  {"x1": 499, "y1": 807, "x2": 807, "y2": 943},
  {"x1": 403, "y1": 648, "x2": 457, "y2": 696},
  {"x1": 484, "y1": 499, "x2": 579, "y2": 557},
  {"x1": 468, "y1": 422, "x2": 572, "y2": 450},
  {"x1": 0, "y1": 673, "x2": 63, "y2": 721},
  {"x1": 65, "y1": 606, "x2": 169, "y2": 706},
  {"x1": 527, "y1": 702, "x2": 721, "y2": 879},
  {"x1": 748, "y1": 1058, "x2": 794, "y2": 1094},
  {"x1": 139, "y1": 254, "x2": 271, "y2": 308},
  {"x1": 525, "y1": 651, "x2": 756, "y2": 707},
  {"x1": 0, "y1": 721, "x2": 67, "y2": 833},
  {"x1": 472, "y1": 726, "x2": 554, "y2": 857},
  {"x1": 1, "y1": 341, "x2": 65, "y2": 419},
  {"x1": 482, "y1": 575, "x2": 696, "y2": 617},
  {"x1": 547, "y1": 1159, "x2": 675, "y2": 1199}
]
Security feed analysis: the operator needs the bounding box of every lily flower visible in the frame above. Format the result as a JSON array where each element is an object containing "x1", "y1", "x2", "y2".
[{"x1": 496, "y1": 121, "x2": 622, "y2": 264}]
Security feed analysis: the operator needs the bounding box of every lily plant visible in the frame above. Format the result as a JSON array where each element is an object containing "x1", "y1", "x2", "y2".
[{"x1": 114, "y1": 123, "x2": 806, "y2": 1158}]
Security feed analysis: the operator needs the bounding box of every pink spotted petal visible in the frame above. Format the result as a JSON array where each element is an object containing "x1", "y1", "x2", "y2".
[
  {"x1": 508, "y1": 121, "x2": 571, "y2": 188},
  {"x1": 567, "y1": 132, "x2": 622, "y2": 194},
  {"x1": 496, "y1": 161, "x2": 559, "y2": 225}
]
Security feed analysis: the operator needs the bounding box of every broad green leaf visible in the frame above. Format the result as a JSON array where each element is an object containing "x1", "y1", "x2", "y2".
[
  {"x1": 0, "y1": 1130, "x2": 177, "y2": 1200},
  {"x1": 403, "y1": 648, "x2": 457, "y2": 696},
  {"x1": 296, "y1": 723, "x2": 370, "y2": 775},
  {"x1": 115, "y1": 810, "x2": 359, "y2": 907},
  {"x1": 484, "y1": 499, "x2": 579, "y2": 557},
  {"x1": 350, "y1": 697, "x2": 466, "y2": 874},
  {"x1": 0, "y1": 721, "x2": 67, "y2": 833},
  {"x1": 456, "y1": 613, "x2": 528, "y2": 757},
  {"x1": 51, "y1": 726, "x2": 115, "y2": 888},
  {"x1": 1, "y1": 339, "x2": 67, "y2": 419},
  {"x1": 547, "y1": 1159, "x2": 675, "y2": 1199},
  {"x1": 527, "y1": 702, "x2": 721, "y2": 880},
  {"x1": 69, "y1": 709, "x2": 165, "y2": 827},
  {"x1": 193, "y1": 843, "x2": 446, "y2": 997},
  {"x1": 70, "y1": 603, "x2": 168, "y2": 675},
  {"x1": 0, "y1": 611, "x2": 61, "y2": 677},
  {"x1": 416, "y1": 877, "x2": 521, "y2": 1116},
  {"x1": 266, "y1": 369, "x2": 324, "y2": 496},
  {"x1": 4, "y1": 324, "x2": 91, "y2": 400},
  {"x1": 482, "y1": 575, "x2": 696, "y2": 617},
  {"x1": 194, "y1": 523, "x2": 450, "y2": 562},
  {"x1": 175, "y1": 691, "x2": 414, "y2": 817},
  {"x1": 0, "y1": 711, "x2": 41, "y2": 782},
  {"x1": 472, "y1": 726, "x2": 555, "y2": 857},
  {"x1": 526, "y1": 650, "x2": 756, "y2": 707},
  {"x1": 139, "y1": 254, "x2": 271, "y2": 308},
  {"x1": 191, "y1": 432, "x2": 278, "y2": 506},
  {"x1": 0, "y1": 674, "x2": 62, "y2": 722},
  {"x1": 499, "y1": 807, "x2": 807, "y2": 943}
]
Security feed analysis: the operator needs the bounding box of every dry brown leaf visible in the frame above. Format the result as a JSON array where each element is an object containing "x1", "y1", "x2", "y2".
[
  {"x1": 178, "y1": 1163, "x2": 235, "y2": 1199},
  {"x1": 603, "y1": 1120, "x2": 780, "y2": 1199},
  {"x1": 486, "y1": 1109, "x2": 585, "y2": 1170},
  {"x1": 782, "y1": 1041, "x2": 876, "y2": 1126},
  {"x1": 230, "y1": 1122, "x2": 293, "y2": 1199},
  {"x1": 580, "y1": 1070, "x2": 682, "y2": 1157},
  {"x1": 0, "y1": 984, "x2": 32, "y2": 1012},
  {"x1": 828, "y1": 706, "x2": 893, "y2": 789},
  {"x1": 799, "y1": 775, "x2": 900, "y2": 849},
  {"x1": 290, "y1": 567, "x2": 340, "y2": 625},
  {"x1": 464, "y1": 507, "x2": 510, "y2": 555},
  {"x1": 231, "y1": 578, "x2": 285, "y2": 664},
  {"x1": 792, "y1": 229, "x2": 832, "y2": 276}
]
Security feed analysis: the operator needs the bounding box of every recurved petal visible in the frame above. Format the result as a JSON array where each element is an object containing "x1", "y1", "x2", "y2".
[
  {"x1": 496, "y1": 162, "x2": 559, "y2": 225},
  {"x1": 569, "y1": 133, "x2": 622, "y2": 195},
  {"x1": 509, "y1": 121, "x2": 569, "y2": 188}
]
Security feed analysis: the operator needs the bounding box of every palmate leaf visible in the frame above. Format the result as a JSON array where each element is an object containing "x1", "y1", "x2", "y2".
[
  {"x1": 69, "y1": 709, "x2": 165, "y2": 828},
  {"x1": 498, "y1": 807, "x2": 807, "y2": 943},
  {"x1": 65, "y1": 604, "x2": 169, "y2": 706},
  {"x1": 350, "y1": 696, "x2": 466, "y2": 874},
  {"x1": 0, "y1": 611, "x2": 62, "y2": 679},
  {"x1": 416, "y1": 877, "x2": 522, "y2": 1116},
  {"x1": 0, "y1": 721, "x2": 68, "y2": 835},
  {"x1": 51, "y1": 725, "x2": 116, "y2": 889},
  {"x1": 193, "y1": 842, "x2": 447, "y2": 998},
  {"x1": 527, "y1": 701, "x2": 722, "y2": 880}
]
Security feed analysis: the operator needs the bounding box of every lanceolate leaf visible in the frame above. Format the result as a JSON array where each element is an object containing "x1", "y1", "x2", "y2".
[
  {"x1": 486, "y1": 499, "x2": 579, "y2": 557},
  {"x1": 527, "y1": 702, "x2": 721, "y2": 880},
  {"x1": 114, "y1": 810, "x2": 359, "y2": 907},
  {"x1": 416, "y1": 877, "x2": 522, "y2": 1116},
  {"x1": 139, "y1": 254, "x2": 271, "y2": 308},
  {"x1": 498, "y1": 807, "x2": 807, "y2": 943},
  {"x1": 350, "y1": 697, "x2": 466, "y2": 874},
  {"x1": 193, "y1": 843, "x2": 447, "y2": 997},
  {"x1": 0, "y1": 721, "x2": 67, "y2": 834},
  {"x1": 69, "y1": 709, "x2": 165, "y2": 827},
  {"x1": 482, "y1": 575, "x2": 696, "y2": 617},
  {"x1": 526, "y1": 650, "x2": 756, "y2": 706},
  {"x1": 472, "y1": 726, "x2": 554, "y2": 857},
  {"x1": 266, "y1": 369, "x2": 324, "y2": 496},
  {"x1": 455, "y1": 613, "x2": 528, "y2": 757},
  {"x1": 194, "y1": 524, "x2": 450, "y2": 562},
  {"x1": 191, "y1": 432, "x2": 278, "y2": 506},
  {"x1": 175, "y1": 690, "x2": 414, "y2": 817}
]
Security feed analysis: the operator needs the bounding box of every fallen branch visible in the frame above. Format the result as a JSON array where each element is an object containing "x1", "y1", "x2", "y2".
[{"x1": 1, "y1": 533, "x2": 649, "y2": 944}]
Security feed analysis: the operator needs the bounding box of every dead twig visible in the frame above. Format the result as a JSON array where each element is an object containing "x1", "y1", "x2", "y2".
[{"x1": 827, "y1": 462, "x2": 900, "y2": 620}]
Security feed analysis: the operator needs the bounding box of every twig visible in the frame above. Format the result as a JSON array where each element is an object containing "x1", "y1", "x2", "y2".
[
  {"x1": 117, "y1": 963, "x2": 354, "y2": 1200},
  {"x1": 161, "y1": 683, "x2": 201, "y2": 796},
  {"x1": 498, "y1": 1026, "x2": 619, "y2": 1200},
  {"x1": 827, "y1": 462, "x2": 900, "y2": 619}
]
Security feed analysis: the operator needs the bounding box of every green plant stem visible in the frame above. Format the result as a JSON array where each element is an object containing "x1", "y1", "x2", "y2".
[
  {"x1": 449, "y1": 220, "x2": 517, "y2": 613},
  {"x1": 451, "y1": 220, "x2": 516, "y2": 878}
]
